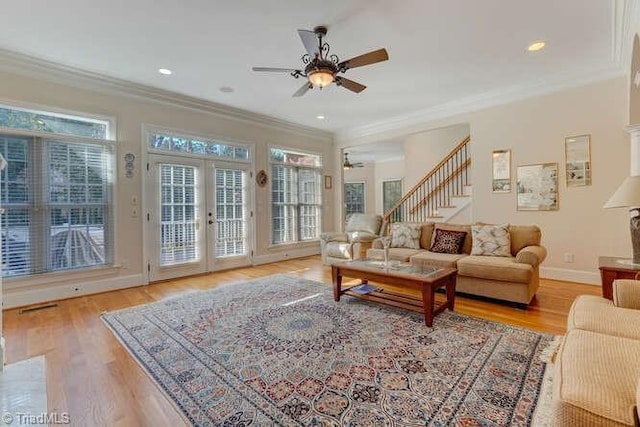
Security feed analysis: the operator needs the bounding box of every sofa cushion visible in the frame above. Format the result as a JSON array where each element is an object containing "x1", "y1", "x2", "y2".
[
  {"x1": 456, "y1": 255, "x2": 532, "y2": 283},
  {"x1": 433, "y1": 223, "x2": 473, "y2": 254},
  {"x1": 419, "y1": 223, "x2": 435, "y2": 249},
  {"x1": 390, "y1": 223, "x2": 422, "y2": 249},
  {"x1": 429, "y1": 229, "x2": 467, "y2": 254},
  {"x1": 568, "y1": 295, "x2": 640, "y2": 340},
  {"x1": 367, "y1": 248, "x2": 422, "y2": 262},
  {"x1": 325, "y1": 242, "x2": 352, "y2": 259},
  {"x1": 410, "y1": 251, "x2": 467, "y2": 268},
  {"x1": 345, "y1": 213, "x2": 383, "y2": 235},
  {"x1": 471, "y1": 224, "x2": 511, "y2": 257},
  {"x1": 552, "y1": 329, "x2": 640, "y2": 426}
]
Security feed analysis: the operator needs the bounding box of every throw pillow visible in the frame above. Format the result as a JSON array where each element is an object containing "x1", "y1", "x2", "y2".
[
  {"x1": 390, "y1": 223, "x2": 422, "y2": 249},
  {"x1": 471, "y1": 224, "x2": 511, "y2": 257},
  {"x1": 429, "y1": 229, "x2": 467, "y2": 254}
]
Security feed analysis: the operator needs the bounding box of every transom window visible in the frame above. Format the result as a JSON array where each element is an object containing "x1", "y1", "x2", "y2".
[
  {"x1": 149, "y1": 132, "x2": 249, "y2": 161},
  {"x1": 270, "y1": 148, "x2": 322, "y2": 244},
  {"x1": 0, "y1": 106, "x2": 113, "y2": 278}
]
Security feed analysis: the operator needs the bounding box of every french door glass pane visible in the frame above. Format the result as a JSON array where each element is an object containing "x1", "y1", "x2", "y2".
[
  {"x1": 159, "y1": 164, "x2": 199, "y2": 266},
  {"x1": 215, "y1": 168, "x2": 247, "y2": 257}
]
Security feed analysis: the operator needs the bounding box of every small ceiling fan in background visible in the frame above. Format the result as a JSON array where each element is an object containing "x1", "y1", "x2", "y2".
[
  {"x1": 252, "y1": 26, "x2": 389, "y2": 97},
  {"x1": 343, "y1": 152, "x2": 364, "y2": 170}
]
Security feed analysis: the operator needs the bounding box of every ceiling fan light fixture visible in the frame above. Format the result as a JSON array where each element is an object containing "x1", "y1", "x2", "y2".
[{"x1": 308, "y1": 68, "x2": 335, "y2": 88}]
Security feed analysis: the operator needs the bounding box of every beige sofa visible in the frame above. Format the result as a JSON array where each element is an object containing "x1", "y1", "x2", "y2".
[
  {"x1": 551, "y1": 280, "x2": 640, "y2": 426},
  {"x1": 366, "y1": 222, "x2": 547, "y2": 305},
  {"x1": 320, "y1": 213, "x2": 383, "y2": 265}
]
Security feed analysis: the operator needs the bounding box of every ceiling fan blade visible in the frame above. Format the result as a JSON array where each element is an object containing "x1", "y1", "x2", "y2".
[
  {"x1": 252, "y1": 67, "x2": 300, "y2": 73},
  {"x1": 339, "y1": 48, "x2": 389, "y2": 70},
  {"x1": 292, "y1": 82, "x2": 312, "y2": 97},
  {"x1": 336, "y1": 77, "x2": 366, "y2": 93},
  {"x1": 297, "y1": 29, "x2": 319, "y2": 56}
]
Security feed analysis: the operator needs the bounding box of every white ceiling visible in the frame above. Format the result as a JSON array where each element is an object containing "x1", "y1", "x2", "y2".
[{"x1": 0, "y1": 0, "x2": 631, "y2": 138}]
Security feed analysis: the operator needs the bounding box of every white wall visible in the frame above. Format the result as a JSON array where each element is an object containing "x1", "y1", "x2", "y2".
[
  {"x1": 0, "y1": 69, "x2": 333, "y2": 307},
  {"x1": 336, "y1": 77, "x2": 630, "y2": 284},
  {"x1": 404, "y1": 124, "x2": 471, "y2": 188}
]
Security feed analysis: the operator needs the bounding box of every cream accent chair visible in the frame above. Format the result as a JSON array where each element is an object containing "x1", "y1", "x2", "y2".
[
  {"x1": 320, "y1": 214, "x2": 382, "y2": 265},
  {"x1": 551, "y1": 279, "x2": 640, "y2": 426}
]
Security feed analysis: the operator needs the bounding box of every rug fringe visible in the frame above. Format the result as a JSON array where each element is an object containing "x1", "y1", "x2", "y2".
[{"x1": 539, "y1": 335, "x2": 563, "y2": 363}]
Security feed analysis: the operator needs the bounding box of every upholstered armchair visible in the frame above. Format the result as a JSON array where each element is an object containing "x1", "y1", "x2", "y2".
[{"x1": 320, "y1": 213, "x2": 383, "y2": 265}]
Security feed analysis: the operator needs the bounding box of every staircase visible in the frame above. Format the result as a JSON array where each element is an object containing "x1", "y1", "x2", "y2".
[{"x1": 383, "y1": 136, "x2": 471, "y2": 232}]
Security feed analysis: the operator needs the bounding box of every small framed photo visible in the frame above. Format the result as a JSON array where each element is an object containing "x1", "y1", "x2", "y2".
[
  {"x1": 516, "y1": 163, "x2": 559, "y2": 211},
  {"x1": 324, "y1": 175, "x2": 332, "y2": 190},
  {"x1": 492, "y1": 149, "x2": 511, "y2": 193}
]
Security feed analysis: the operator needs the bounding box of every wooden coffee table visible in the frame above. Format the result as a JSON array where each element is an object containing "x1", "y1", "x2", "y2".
[{"x1": 331, "y1": 259, "x2": 457, "y2": 327}]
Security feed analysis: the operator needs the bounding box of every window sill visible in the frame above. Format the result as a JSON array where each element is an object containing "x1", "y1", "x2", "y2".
[
  {"x1": 268, "y1": 240, "x2": 320, "y2": 250},
  {"x1": 3, "y1": 264, "x2": 125, "y2": 291}
]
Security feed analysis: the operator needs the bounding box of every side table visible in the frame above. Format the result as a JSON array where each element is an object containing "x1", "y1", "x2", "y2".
[{"x1": 598, "y1": 256, "x2": 640, "y2": 300}]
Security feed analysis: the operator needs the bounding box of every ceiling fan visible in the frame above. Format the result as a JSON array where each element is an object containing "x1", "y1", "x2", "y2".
[
  {"x1": 343, "y1": 152, "x2": 364, "y2": 170},
  {"x1": 252, "y1": 26, "x2": 389, "y2": 97}
]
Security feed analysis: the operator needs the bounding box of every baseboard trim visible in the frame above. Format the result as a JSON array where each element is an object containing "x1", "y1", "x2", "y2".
[
  {"x1": 3, "y1": 274, "x2": 145, "y2": 309},
  {"x1": 253, "y1": 247, "x2": 320, "y2": 266},
  {"x1": 540, "y1": 267, "x2": 600, "y2": 285}
]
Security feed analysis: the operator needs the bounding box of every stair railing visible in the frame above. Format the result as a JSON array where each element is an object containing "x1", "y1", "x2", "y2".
[{"x1": 382, "y1": 135, "x2": 471, "y2": 233}]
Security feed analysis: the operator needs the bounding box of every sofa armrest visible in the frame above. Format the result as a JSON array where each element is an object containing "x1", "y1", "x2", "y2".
[
  {"x1": 515, "y1": 245, "x2": 547, "y2": 267},
  {"x1": 320, "y1": 232, "x2": 348, "y2": 243},
  {"x1": 349, "y1": 231, "x2": 379, "y2": 243},
  {"x1": 613, "y1": 280, "x2": 640, "y2": 310}
]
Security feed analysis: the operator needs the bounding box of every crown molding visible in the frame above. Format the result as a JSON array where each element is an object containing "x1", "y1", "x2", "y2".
[
  {"x1": 613, "y1": 0, "x2": 640, "y2": 66},
  {"x1": 335, "y1": 65, "x2": 626, "y2": 143},
  {"x1": 0, "y1": 49, "x2": 332, "y2": 142}
]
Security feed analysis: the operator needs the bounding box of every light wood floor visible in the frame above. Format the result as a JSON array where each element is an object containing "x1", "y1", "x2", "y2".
[{"x1": 3, "y1": 256, "x2": 600, "y2": 426}]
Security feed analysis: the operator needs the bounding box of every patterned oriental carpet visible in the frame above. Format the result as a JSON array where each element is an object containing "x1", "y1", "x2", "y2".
[{"x1": 102, "y1": 274, "x2": 552, "y2": 426}]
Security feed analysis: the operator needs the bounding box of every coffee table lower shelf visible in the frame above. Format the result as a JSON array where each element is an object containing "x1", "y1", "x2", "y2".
[{"x1": 332, "y1": 263, "x2": 457, "y2": 327}]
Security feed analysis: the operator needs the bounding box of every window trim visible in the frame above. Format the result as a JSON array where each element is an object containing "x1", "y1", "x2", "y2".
[
  {"x1": 268, "y1": 144, "x2": 323, "y2": 247},
  {"x1": 0, "y1": 110, "x2": 117, "y2": 280}
]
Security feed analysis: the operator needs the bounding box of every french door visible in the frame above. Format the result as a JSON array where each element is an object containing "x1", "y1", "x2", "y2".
[{"x1": 147, "y1": 154, "x2": 252, "y2": 281}]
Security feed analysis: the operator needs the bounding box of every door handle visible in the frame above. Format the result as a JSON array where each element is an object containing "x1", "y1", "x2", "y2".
[{"x1": 208, "y1": 220, "x2": 214, "y2": 225}]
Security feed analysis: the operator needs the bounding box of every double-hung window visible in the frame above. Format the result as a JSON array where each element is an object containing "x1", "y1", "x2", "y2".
[
  {"x1": 270, "y1": 148, "x2": 322, "y2": 244},
  {"x1": 0, "y1": 105, "x2": 114, "y2": 277},
  {"x1": 344, "y1": 182, "x2": 366, "y2": 215}
]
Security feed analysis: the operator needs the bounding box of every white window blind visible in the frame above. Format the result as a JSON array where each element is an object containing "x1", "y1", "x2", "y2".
[
  {"x1": 215, "y1": 168, "x2": 247, "y2": 257},
  {"x1": 1, "y1": 134, "x2": 114, "y2": 277},
  {"x1": 159, "y1": 164, "x2": 199, "y2": 266},
  {"x1": 270, "y1": 148, "x2": 322, "y2": 245}
]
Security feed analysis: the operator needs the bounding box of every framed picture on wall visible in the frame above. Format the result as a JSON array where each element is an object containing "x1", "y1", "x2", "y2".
[
  {"x1": 565, "y1": 135, "x2": 591, "y2": 187},
  {"x1": 516, "y1": 163, "x2": 559, "y2": 211},
  {"x1": 492, "y1": 149, "x2": 511, "y2": 193}
]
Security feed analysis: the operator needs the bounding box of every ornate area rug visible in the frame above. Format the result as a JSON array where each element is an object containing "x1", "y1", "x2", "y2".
[{"x1": 102, "y1": 274, "x2": 552, "y2": 426}]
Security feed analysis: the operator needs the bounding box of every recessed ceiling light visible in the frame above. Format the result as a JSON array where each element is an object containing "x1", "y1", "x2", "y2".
[
  {"x1": 158, "y1": 68, "x2": 173, "y2": 75},
  {"x1": 219, "y1": 86, "x2": 234, "y2": 93},
  {"x1": 527, "y1": 41, "x2": 546, "y2": 52},
  {"x1": 316, "y1": 115, "x2": 325, "y2": 120}
]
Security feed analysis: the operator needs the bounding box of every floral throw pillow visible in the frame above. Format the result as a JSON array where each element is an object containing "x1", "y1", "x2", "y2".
[
  {"x1": 471, "y1": 224, "x2": 511, "y2": 257},
  {"x1": 390, "y1": 223, "x2": 422, "y2": 249},
  {"x1": 429, "y1": 229, "x2": 467, "y2": 254}
]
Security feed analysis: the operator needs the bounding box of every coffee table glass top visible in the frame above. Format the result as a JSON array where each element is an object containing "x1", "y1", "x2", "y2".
[{"x1": 338, "y1": 258, "x2": 443, "y2": 278}]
